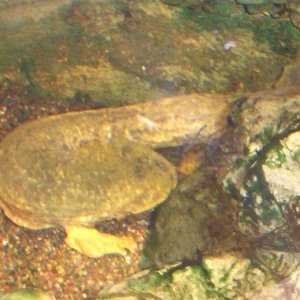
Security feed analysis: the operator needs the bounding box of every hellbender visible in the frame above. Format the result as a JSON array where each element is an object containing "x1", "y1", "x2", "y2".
[{"x1": 0, "y1": 94, "x2": 232, "y2": 257}]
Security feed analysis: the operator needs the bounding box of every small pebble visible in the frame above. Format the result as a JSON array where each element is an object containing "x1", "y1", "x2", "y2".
[{"x1": 224, "y1": 40, "x2": 237, "y2": 50}]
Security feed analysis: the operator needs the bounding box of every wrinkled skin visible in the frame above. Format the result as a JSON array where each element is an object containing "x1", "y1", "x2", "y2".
[{"x1": 0, "y1": 94, "x2": 232, "y2": 257}]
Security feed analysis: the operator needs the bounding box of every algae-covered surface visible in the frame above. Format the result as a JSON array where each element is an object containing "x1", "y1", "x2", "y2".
[
  {"x1": 0, "y1": 0, "x2": 300, "y2": 299},
  {"x1": 1, "y1": 0, "x2": 300, "y2": 105}
]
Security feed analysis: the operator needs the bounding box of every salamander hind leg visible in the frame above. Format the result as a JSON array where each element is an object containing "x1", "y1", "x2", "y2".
[{"x1": 64, "y1": 226, "x2": 137, "y2": 258}]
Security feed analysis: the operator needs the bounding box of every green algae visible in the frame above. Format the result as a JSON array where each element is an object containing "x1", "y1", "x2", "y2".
[
  {"x1": 111, "y1": 257, "x2": 272, "y2": 300},
  {"x1": 181, "y1": 1, "x2": 300, "y2": 56},
  {"x1": 0, "y1": 0, "x2": 299, "y2": 104},
  {"x1": 0, "y1": 289, "x2": 54, "y2": 300},
  {"x1": 128, "y1": 271, "x2": 173, "y2": 291}
]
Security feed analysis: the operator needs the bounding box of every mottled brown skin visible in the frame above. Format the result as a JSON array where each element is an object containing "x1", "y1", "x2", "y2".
[
  {"x1": 0, "y1": 140, "x2": 177, "y2": 230},
  {"x1": 0, "y1": 94, "x2": 233, "y2": 256}
]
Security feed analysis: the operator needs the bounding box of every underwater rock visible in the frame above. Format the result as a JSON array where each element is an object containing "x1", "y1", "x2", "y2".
[
  {"x1": 215, "y1": 69, "x2": 300, "y2": 284},
  {"x1": 100, "y1": 254, "x2": 273, "y2": 299},
  {"x1": 236, "y1": 0, "x2": 288, "y2": 18},
  {"x1": 262, "y1": 131, "x2": 300, "y2": 202},
  {"x1": 289, "y1": 0, "x2": 300, "y2": 28},
  {"x1": 230, "y1": 96, "x2": 300, "y2": 251},
  {"x1": 141, "y1": 63, "x2": 300, "y2": 288},
  {"x1": 0, "y1": 0, "x2": 291, "y2": 103},
  {"x1": 140, "y1": 169, "x2": 239, "y2": 268},
  {"x1": 235, "y1": 0, "x2": 300, "y2": 29}
]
